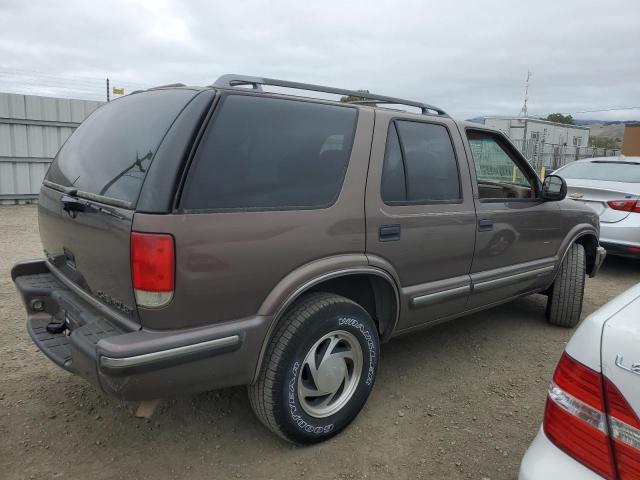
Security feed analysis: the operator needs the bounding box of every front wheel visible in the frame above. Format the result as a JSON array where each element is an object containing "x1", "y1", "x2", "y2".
[
  {"x1": 546, "y1": 243, "x2": 585, "y2": 328},
  {"x1": 248, "y1": 292, "x2": 380, "y2": 444}
]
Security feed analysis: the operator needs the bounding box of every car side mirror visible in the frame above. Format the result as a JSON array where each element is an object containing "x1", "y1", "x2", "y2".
[{"x1": 542, "y1": 175, "x2": 567, "y2": 201}]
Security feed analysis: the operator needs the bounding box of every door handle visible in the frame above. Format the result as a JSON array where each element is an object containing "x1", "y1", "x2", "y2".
[
  {"x1": 379, "y1": 224, "x2": 401, "y2": 242},
  {"x1": 478, "y1": 219, "x2": 493, "y2": 232}
]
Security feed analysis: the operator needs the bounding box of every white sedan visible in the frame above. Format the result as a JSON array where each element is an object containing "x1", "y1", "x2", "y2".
[
  {"x1": 519, "y1": 283, "x2": 640, "y2": 480},
  {"x1": 554, "y1": 156, "x2": 640, "y2": 259}
]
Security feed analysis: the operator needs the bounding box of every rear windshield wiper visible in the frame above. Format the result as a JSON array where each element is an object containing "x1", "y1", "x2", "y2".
[
  {"x1": 60, "y1": 194, "x2": 125, "y2": 220},
  {"x1": 61, "y1": 194, "x2": 90, "y2": 213}
]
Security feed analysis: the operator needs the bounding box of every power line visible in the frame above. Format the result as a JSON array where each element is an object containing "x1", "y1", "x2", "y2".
[
  {"x1": 531, "y1": 106, "x2": 640, "y2": 116},
  {"x1": 564, "y1": 106, "x2": 640, "y2": 114},
  {"x1": 0, "y1": 68, "x2": 150, "y2": 101},
  {"x1": 0, "y1": 67, "x2": 148, "y2": 87}
]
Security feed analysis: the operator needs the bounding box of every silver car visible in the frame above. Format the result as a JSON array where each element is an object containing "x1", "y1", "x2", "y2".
[{"x1": 555, "y1": 156, "x2": 640, "y2": 258}]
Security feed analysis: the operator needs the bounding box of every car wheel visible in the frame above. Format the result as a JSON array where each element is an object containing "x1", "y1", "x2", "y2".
[
  {"x1": 546, "y1": 243, "x2": 585, "y2": 328},
  {"x1": 248, "y1": 292, "x2": 380, "y2": 444}
]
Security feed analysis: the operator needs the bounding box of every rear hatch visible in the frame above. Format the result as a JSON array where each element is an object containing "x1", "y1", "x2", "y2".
[
  {"x1": 557, "y1": 160, "x2": 640, "y2": 223},
  {"x1": 39, "y1": 88, "x2": 199, "y2": 325}
]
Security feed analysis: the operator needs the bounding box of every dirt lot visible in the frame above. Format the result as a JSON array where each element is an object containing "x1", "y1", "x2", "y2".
[{"x1": 1, "y1": 205, "x2": 638, "y2": 480}]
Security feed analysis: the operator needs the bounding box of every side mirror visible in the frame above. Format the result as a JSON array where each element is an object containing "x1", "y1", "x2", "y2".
[{"x1": 542, "y1": 175, "x2": 567, "y2": 201}]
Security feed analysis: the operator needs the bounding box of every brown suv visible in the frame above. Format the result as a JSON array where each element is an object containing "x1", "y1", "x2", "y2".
[{"x1": 12, "y1": 75, "x2": 606, "y2": 443}]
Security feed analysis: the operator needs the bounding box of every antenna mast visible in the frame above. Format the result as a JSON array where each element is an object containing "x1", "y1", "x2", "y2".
[{"x1": 519, "y1": 70, "x2": 532, "y2": 117}]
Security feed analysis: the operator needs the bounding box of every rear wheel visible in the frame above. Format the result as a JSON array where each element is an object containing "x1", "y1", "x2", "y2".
[
  {"x1": 248, "y1": 292, "x2": 379, "y2": 444},
  {"x1": 546, "y1": 243, "x2": 586, "y2": 328}
]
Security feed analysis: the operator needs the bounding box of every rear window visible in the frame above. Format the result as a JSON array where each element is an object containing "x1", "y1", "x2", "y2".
[
  {"x1": 557, "y1": 161, "x2": 640, "y2": 183},
  {"x1": 381, "y1": 120, "x2": 461, "y2": 204},
  {"x1": 180, "y1": 94, "x2": 357, "y2": 211},
  {"x1": 45, "y1": 89, "x2": 196, "y2": 207}
]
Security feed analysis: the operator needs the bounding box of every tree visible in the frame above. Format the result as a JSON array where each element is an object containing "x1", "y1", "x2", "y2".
[{"x1": 543, "y1": 113, "x2": 575, "y2": 125}]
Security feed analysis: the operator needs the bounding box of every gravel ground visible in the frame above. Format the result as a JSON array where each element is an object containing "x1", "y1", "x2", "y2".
[{"x1": 1, "y1": 204, "x2": 638, "y2": 480}]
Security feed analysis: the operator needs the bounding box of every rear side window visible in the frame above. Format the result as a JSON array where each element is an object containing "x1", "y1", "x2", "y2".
[
  {"x1": 381, "y1": 120, "x2": 461, "y2": 204},
  {"x1": 46, "y1": 89, "x2": 196, "y2": 207},
  {"x1": 181, "y1": 95, "x2": 357, "y2": 211}
]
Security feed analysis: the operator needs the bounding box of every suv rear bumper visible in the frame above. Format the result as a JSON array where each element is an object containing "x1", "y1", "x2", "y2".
[{"x1": 12, "y1": 260, "x2": 270, "y2": 400}]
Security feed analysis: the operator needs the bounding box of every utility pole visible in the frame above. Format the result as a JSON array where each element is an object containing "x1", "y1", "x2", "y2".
[
  {"x1": 519, "y1": 70, "x2": 531, "y2": 117},
  {"x1": 106, "y1": 78, "x2": 110, "y2": 102}
]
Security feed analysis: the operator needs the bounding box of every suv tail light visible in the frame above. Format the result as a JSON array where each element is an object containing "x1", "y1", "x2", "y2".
[
  {"x1": 131, "y1": 232, "x2": 175, "y2": 308},
  {"x1": 543, "y1": 352, "x2": 640, "y2": 480},
  {"x1": 607, "y1": 200, "x2": 640, "y2": 213}
]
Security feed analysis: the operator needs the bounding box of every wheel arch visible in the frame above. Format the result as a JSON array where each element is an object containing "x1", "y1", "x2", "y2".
[
  {"x1": 551, "y1": 226, "x2": 599, "y2": 286},
  {"x1": 252, "y1": 266, "x2": 400, "y2": 383},
  {"x1": 575, "y1": 233, "x2": 599, "y2": 277}
]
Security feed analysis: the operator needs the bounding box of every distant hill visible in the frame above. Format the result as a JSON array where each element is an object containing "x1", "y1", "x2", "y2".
[
  {"x1": 573, "y1": 119, "x2": 640, "y2": 126},
  {"x1": 589, "y1": 123, "x2": 625, "y2": 147},
  {"x1": 465, "y1": 117, "x2": 639, "y2": 127}
]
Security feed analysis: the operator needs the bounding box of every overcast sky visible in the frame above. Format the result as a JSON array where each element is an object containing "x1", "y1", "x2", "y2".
[{"x1": 1, "y1": 0, "x2": 639, "y2": 120}]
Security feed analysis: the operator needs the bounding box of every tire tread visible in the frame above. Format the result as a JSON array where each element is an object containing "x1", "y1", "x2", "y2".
[
  {"x1": 547, "y1": 243, "x2": 585, "y2": 327},
  {"x1": 248, "y1": 292, "x2": 364, "y2": 441}
]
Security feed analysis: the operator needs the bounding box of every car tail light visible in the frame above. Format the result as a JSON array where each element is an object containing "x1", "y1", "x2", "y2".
[
  {"x1": 607, "y1": 200, "x2": 640, "y2": 213},
  {"x1": 131, "y1": 232, "x2": 175, "y2": 308},
  {"x1": 544, "y1": 353, "x2": 615, "y2": 479},
  {"x1": 605, "y1": 379, "x2": 640, "y2": 480},
  {"x1": 543, "y1": 352, "x2": 640, "y2": 479}
]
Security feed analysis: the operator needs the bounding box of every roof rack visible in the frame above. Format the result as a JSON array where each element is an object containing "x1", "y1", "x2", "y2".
[{"x1": 212, "y1": 74, "x2": 448, "y2": 116}]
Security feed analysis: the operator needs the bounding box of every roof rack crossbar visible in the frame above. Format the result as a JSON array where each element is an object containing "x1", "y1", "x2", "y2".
[{"x1": 212, "y1": 74, "x2": 448, "y2": 116}]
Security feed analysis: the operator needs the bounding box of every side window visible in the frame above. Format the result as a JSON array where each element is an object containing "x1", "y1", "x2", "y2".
[
  {"x1": 467, "y1": 131, "x2": 536, "y2": 200},
  {"x1": 381, "y1": 123, "x2": 406, "y2": 202},
  {"x1": 380, "y1": 120, "x2": 461, "y2": 204},
  {"x1": 181, "y1": 95, "x2": 357, "y2": 211}
]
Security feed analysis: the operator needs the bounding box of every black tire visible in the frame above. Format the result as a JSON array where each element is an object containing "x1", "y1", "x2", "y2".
[
  {"x1": 248, "y1": 292, "x2": 380, "y2": 444},
  {"x1": 546, "y1": 243, "x2": 585, "y2": 327}
]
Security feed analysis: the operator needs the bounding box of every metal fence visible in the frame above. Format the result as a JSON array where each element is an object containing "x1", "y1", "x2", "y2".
[
  {"x1": 0, "y1": 92, "x2": 103, "y2": 204},
  {"x1": 511, "y1": 139, "x2": 620, "y2": 174}
]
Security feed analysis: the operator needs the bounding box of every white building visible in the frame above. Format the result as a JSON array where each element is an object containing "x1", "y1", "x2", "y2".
[{"x1": 484, "y1": 116, "x2": 590, "y2": 147}]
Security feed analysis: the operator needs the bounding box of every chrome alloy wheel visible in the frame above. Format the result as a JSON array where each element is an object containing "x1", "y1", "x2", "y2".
[{"x1": 297, "y1": 330, "x2": 363, "y2": 418}]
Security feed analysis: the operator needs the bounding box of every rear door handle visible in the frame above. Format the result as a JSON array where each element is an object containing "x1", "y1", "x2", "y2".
[
  {"x1": 478, "y1": 219, "x2": 493, "y2": 232},
  {"x1": 379, "y1": 224, "x2": 401, "y2": 242}
]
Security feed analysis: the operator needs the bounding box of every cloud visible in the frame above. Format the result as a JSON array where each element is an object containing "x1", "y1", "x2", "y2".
[{"x1": 0, "y1": 0, "x2": 638, "y2": 120}]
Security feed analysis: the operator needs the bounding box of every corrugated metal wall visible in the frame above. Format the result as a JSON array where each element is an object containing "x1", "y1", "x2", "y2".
[{"x1": 0, "y1": 92, "x2": 103, "y2": 203}]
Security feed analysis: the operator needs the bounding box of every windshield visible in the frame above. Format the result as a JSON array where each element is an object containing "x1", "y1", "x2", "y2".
[
  {"x1": 45, "y1": 89, "x2": 196, "y2": 207},
  {"x1": 557, "y1": 161, "x2": 640, "y2": 183}
]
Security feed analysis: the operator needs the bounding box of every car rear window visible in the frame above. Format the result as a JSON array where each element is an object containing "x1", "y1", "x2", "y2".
[
  {"x1": 180, "y1": 94, "x2": 357, "y2": 211},
  {"x1": 381, "y1": 120, "x2": 461, "y2": 204},
  {"x1": 557, "y1": 161, "x2": 640, "y2": 183},
  {"x1": 45, "y1": 89, "x2": 196, "y2": 207}
]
